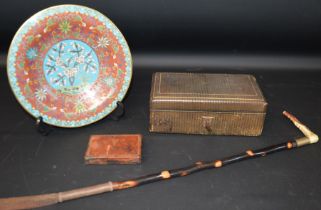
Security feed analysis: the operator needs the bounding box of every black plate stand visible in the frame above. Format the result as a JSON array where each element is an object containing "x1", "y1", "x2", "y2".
[
  {"x1": 110, "y1": 101, "x2": 125, "y2": 121},
  {"x1": 36, "y1": 116, "x2": 53, "y2": 136},
  {"x1": 35, "y1": 101, "x2": 125, "y2": 136}
]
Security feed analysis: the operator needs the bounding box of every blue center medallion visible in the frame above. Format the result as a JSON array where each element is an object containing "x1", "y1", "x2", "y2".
[{"x1": 43, "y1": 40, "x2": 100, "y2": 94}]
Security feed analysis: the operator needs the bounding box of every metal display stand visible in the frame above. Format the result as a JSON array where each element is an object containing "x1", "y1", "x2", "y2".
[{"x1": 36, "y1": 101, "x2": 125, "y2": 135}]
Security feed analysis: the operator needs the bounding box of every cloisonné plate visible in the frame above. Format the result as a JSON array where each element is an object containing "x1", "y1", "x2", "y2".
[{"x1": 7, "y1": 5, "x2": 132, "y2": 127}]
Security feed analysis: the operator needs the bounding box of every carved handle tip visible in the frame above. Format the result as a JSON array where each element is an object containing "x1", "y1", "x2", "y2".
[{"x1": 283, "y1": 111, "x2": 318, "y2": 146}]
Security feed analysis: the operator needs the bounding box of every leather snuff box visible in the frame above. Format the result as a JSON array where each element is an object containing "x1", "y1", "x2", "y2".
[
  {"x1": 85, "y1": 134, "x2": 142, "y2": 164},
  {"x1": 149, "y1": 72, "x2": 268, "y2": 136}
]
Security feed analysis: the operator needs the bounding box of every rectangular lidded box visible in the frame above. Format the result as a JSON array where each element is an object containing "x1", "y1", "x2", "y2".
[
  {"x1": 85, "y1": 134, "x2": 142, "y2": 164},
  {"x1": 149, "y1": 72, "x2": 268, "y2": 136}
]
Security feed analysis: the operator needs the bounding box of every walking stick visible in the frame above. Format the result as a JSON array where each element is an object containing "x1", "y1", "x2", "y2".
[{"x1": 0, "y1": 111, "x2": 318, "y2": 210}]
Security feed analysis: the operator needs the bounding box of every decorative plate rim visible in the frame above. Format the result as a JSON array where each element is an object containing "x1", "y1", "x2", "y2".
[{"x1": 7, "y1": 4, "x2": 133, "y2": 128}]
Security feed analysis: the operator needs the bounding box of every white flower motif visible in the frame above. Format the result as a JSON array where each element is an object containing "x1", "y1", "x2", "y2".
[
  {"x1": 97, "y1": 37, "x2": 110, "y2": 48},
  {"x1": 64, "y1": 67, "x2": 78, "y2": 78},
  {"x1": 56, "y1": 57, "x2": 63, "y2": 66},
  {"x1": 26, "y1": 48, "x2": 38, "y2": 60},
  {"x1": 35, "y1": 88, "x2": 47, "y2": 101},
  {"x1": 104, "y1": 76, "x2": 115, "y2": 87},
  {"x1": 76, "y1": 56, "x2": 85, "y2": 64},
  {"x1": 75, "y1": 99, "x2": 87, "y2": 113}
]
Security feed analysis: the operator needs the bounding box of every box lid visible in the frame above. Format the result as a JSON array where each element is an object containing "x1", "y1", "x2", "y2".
[{"x1": 150, "y1": 72, "x2": 267, "y2": 113}]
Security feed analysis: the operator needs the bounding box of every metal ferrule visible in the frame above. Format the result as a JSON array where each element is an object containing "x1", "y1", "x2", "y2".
[{"x1": 295, "y1": 137, "x2": 312, "y2": 147}]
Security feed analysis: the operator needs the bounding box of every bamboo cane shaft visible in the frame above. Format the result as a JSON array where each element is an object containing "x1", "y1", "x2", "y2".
[
  {"x1": 0, "y1": 140, "x2": 297, "y2": 210},
  {"x1": 0, "y1": 111, "x2": 318, "y2": 210}
]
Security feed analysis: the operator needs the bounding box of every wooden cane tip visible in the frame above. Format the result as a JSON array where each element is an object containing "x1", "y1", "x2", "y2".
[
  {"x1": 283, "y1": 111, "x2": 291, "y2": 119},
  {"x1": 283, "y1": 111, "x2": 300, "y2": 123},
  {"x1": 283, "y1": 111, "x2": 292, "y2": 118}
]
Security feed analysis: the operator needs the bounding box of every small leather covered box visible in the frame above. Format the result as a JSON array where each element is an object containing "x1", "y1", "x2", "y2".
[
  {"x1": 85, "y1": 134, "x2": 142, "y2": 164},
  {"x1": 149, "y1": 72, "x2": 267, "y2": 136}
]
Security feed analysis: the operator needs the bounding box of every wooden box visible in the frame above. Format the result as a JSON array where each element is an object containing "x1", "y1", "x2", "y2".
[
  {"x1": 85, "y1": 134, "x2": 142, "y2": 164},
  {"x1": 149, "y1": 72, "x2": 267, "y2": 136}
]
